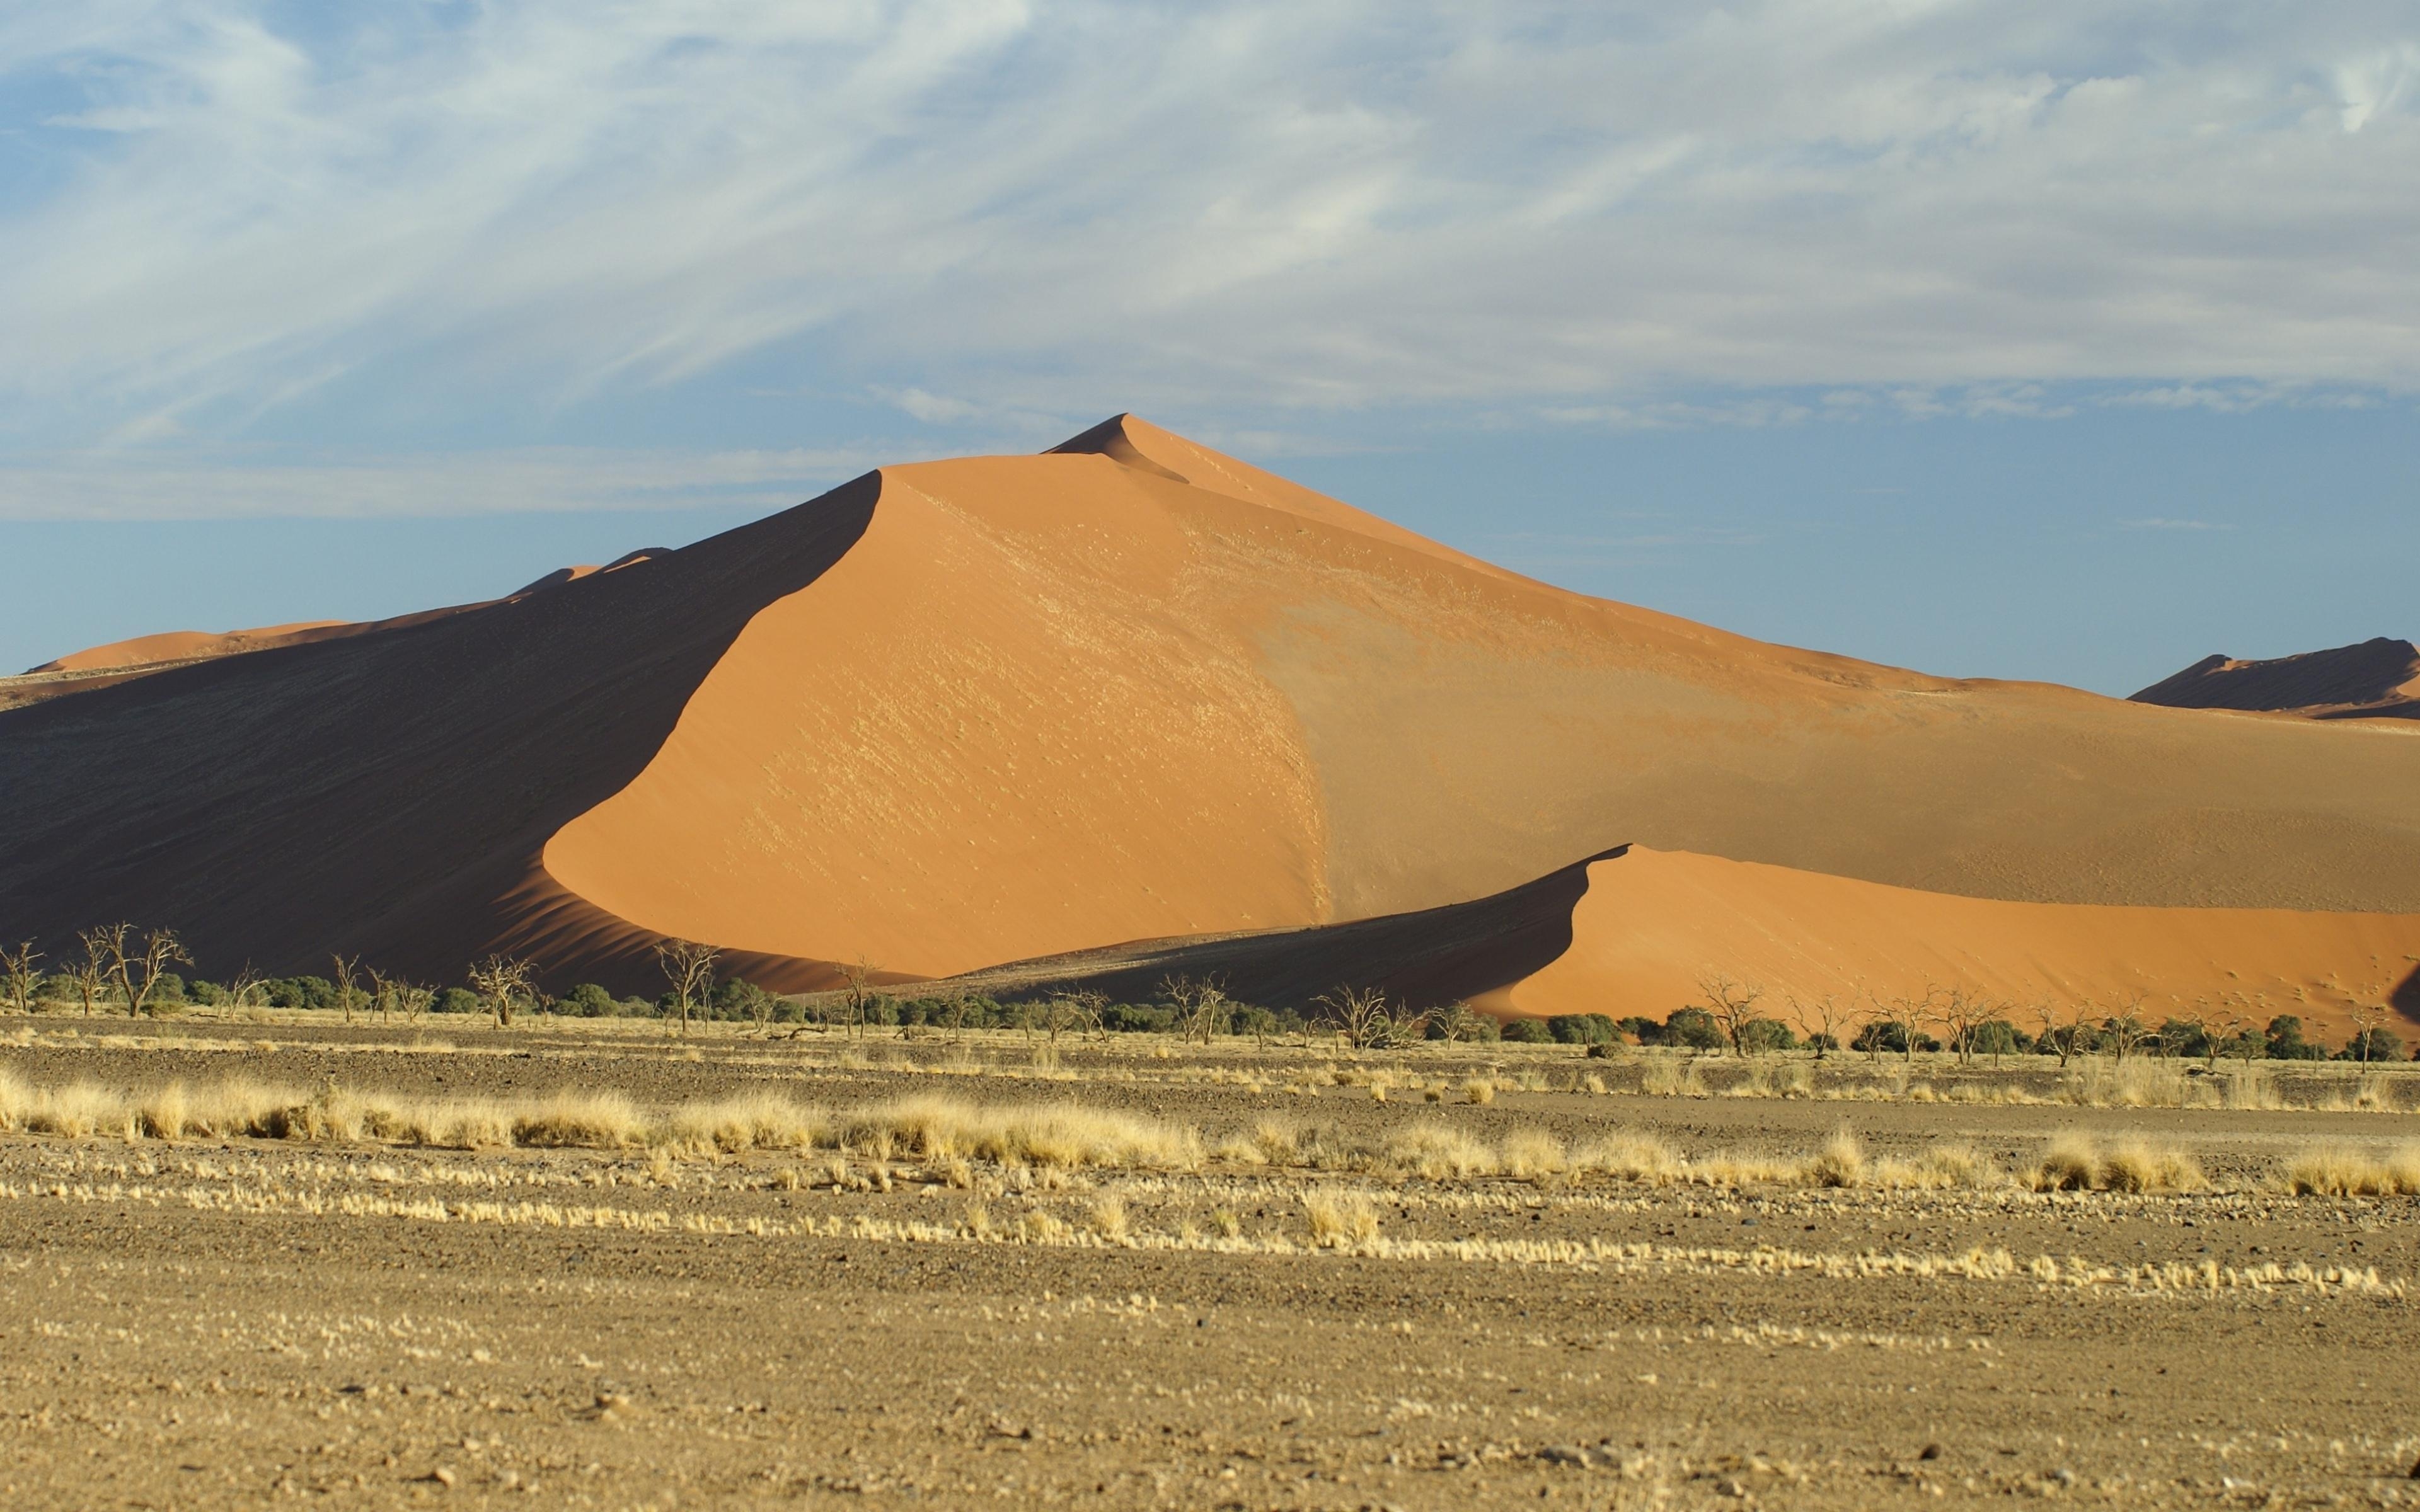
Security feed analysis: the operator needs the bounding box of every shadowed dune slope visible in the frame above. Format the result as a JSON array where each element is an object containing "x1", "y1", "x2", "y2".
[
  {"x1": 939, "y1": 849, "x2": 1622, "y2": 1015},
  {"x1": 4, "y1": 416, "x2": 2420, "y2": 993},
  {"x1": 0, "y1": 480, "x2": 880, "y2": 990},
  {"x1": 1504, "y1": 849, "x2": 2420, "y2": 1039},
  {"x1": 936, "y1": 845, "x2": 2419, "y2": 1038},
  {"x1": 2131, "y1": 638, "x2": 2420, "y2": 721}
]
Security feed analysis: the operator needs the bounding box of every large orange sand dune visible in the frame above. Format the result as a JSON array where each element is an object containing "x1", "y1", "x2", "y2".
[{"x1": 1, "y1": 417, "x2": 2414, "y2": 1030}]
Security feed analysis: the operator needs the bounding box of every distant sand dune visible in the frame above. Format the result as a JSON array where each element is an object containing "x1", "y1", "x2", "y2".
[{"x1": 2132, "y1": 637, "x2": 2420, "y2": 721}]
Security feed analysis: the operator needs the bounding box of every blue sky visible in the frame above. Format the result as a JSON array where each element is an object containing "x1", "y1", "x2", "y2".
[{"x1": 3, "y1": 4, "x2": 2415, "y2": 692}]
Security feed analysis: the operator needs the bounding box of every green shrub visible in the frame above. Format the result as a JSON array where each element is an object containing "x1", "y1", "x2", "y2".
[
  {"x1": 1547, "y1": 1013, "x2": 1616, "y2": 1045},
  {"x1": 562, "y1": 982, "x2": 616, "y2": 1018},
  {"x1": 1501, "y1": 1017, "x2": 1552, "y2": 1044}
]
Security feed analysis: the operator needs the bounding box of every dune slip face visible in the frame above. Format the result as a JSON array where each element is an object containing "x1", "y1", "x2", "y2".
[{"x1": 3, "y1": 416, "x2": 2417, "y2": 1010}]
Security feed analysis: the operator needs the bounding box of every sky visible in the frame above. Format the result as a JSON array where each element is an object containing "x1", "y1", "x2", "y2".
[{"x1": 2, "y1": 3, "x2": 2415, "y2": 693}]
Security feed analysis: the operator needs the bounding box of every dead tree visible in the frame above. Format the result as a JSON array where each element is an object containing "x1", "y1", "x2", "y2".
[
  {"x1": 2030, "y1": 999, "x2": 2083, "y2": 1069},
  {"x1": 1, "y1": 941, "x2": 41, "y2": 1016},
  {"x1": 1161, "y1": 975, "x2": 1230, "y2": 1046},
  {"x1": 1789, "y1": 994, "x2": 1847, "y2": 1062},
  {"x1": 70, "y1": 929, "x2": 112, "y2": 1016},
  {"x1": 330, "y1": 953, "x2": 362, "y2": 1027},
  {"x1": 836, "y1": 957, "x2": 881, "y2": 1041},
  {"x1": 1317, "y1": 985, "x2": 1425, "y2": 1050},
  {"x1": 221, "y1": 966, "x2": 266, "y2": 1018},
  {"x1": 467, "y1": 954, "x2": 537, "y2": 1029},
  {"x1": 655, "y1": 939, "x2": 719, "y2": 1037},
  {"x1": 366, "y1": 968, "x2": 399, "y2": 1025},
  {"x1": 1927, "y1": 987, "x2": 1986, "y2": 1068},
  {"x1": 1696, "y1": 974, "x2": 1765, "y2": 1057},
  {"x1": 95, "y1": 923, "x2": 188, "y2": 1019},
  {"x1": 1431, "y1": 1002, "x2": 1487, "y2": 1046},
  {"x1": 2345, "y1": 1000, "x2": 2388, "y2": 1067},
  {"x1": 2104, "y1": 994, "x2": 2154, "y2": 1063}
]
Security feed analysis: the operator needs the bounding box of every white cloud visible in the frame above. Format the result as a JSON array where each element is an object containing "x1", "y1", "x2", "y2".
[{"x1": 1, "y1": 3, "x2": 2419, "y2": 513}]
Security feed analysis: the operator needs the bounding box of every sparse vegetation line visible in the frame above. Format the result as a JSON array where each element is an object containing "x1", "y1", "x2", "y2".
[{"x1": 2, "y1": 1068, "x2": 2409, "y2": 1196}]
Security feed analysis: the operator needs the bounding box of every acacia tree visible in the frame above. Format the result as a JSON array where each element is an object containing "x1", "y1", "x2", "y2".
[
  {"x1": 2103, "y1": 994, "x2": 2155, "y2": 1063},
  {"x1": 330, "y1": 953, "x2": 362, "y2": 1027},
  {"x1": 467, "y1": 954, "x2": 537, "y2": 1028},
  {"x1": 366, "y1": 967, "x2": 398, "y2": 1024},
  {"x1": 1431, "y1": 1002, "x2": 1487, "y2": 1046},
  {"x1": 2345, "y1": 1000, "x2": 2388, "y2": 1067},
  {"x1": 1162, "y1": 975, "x2": 1230, "y2": 1046},
  {"x1": 1789, "y1": 994, "x2": 1848, "y2": 1062},
  {"x1": 2030, "y1": 998, "x2": 2084, "y2": 1068},
  {"x1": 1317, "y1": 985, "x2": 1425, "y2": 1050},
  {"x1": 95, "y1": 923, "x2": 188, "y2": 1019},
  {"x1": 1696, "y1": 974, "x2": 1765, "y2": 1057},
  {"x1": 656, "y1": 939, "x2": 718, "y2": 1037},
  {"x1": 1927, "y1": 987, "x2": 1990, "y2": 1068},
  {"x1": 1, "y1": 941, "x2": 41, "y2": 1016}
]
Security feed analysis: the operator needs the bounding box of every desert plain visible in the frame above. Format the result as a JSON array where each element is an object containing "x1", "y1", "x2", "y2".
[{"x1": 4, "y1": 1011, "x2": 2419, "y2": 1511}]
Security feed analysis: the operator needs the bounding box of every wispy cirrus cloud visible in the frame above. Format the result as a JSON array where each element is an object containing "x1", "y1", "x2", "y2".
[{"x1": 1, "y1": 4, "x2": 2418, "y2": 515}]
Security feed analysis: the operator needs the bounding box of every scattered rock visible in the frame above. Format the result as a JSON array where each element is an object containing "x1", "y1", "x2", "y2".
[{"x1": 426, "y1": 1465, "x2": 456, "y2": 1487}]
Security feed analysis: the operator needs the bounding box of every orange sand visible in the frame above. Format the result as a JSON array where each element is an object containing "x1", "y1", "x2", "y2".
[{"x1": 1499, "y1": 849, "x2": 2419, "y2": 1038}]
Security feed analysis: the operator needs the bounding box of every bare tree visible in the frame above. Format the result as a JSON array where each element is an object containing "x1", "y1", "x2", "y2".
[
  {"x1": 655, "y1": 939, "x2": 719, "y2": 1037},
  {"x1": 221, "y1": 965, "x2": 266, "y2": 1018},
  {"x1": 71, "y1": 929, "x2": 112, "y2": 1016},
  {"x1": 1695, "y1": 974, "x2": 1765, "y2": 1057},
  {"x1": 329, "y1": 953, "x2": 362, "y2": 1027},
  {"x1": 721, "y1": 979, "x2": 779, "y2": 1036},
  {"x1": 1161, "y1": 975, "x2": 1230, "y2": 1046},
  {"x1": 1789, "y1": 994, "x2": 1848, "y2": 1062},
  {"x1": 366, "y1": 967, "x2": 399, "y2": 1025},
  {"x1": 1926, "y1": 986, "x2": 1988, "y2": 1068},
  {"x1": 1051, "y1": 989, "x2": 1109, "y2": 1045},
  {"x1": 2030, "y1": 999, "x2": 2083, "y2": 1069},
  {"x1": 466, "y1": 954, "x2": 537, "y2": 1028},
  {"x1": 1431, "y1": 1002, "x2": 1487, "y2": 1046},
  {"x1": 2345, "y1": 999, "x2": 2388, "y2": 1068},
  {"x1": 397, "y1": 980, "x2": 433, "y2": 1025},
  {"x1": 2104, "y1": 994, "x2": 2153, "y2": 1063},
  {"x1": 94, "y1": 923, "x2": 189, "y2": 1019},
  {"x1": 1, "y1": 941, "x2": 40, "y2": 1016},
  {"x1": 1317, "y1": 985, "x2": 1426, "y2": 1050}
]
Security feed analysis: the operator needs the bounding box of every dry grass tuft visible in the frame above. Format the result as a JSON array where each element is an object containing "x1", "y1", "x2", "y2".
[
  {"x1": 1807, "y1": 1129, "x2": 1865, "y2": 1188},
  {"x1": 2283, "y1": 1142, "x2": 2420, "y2": 1196},
  {"x1": 1460, "y1": 1077, "x2": 1495, "y2": 1106},
  {"x1": 1302, "y1": 1188, "x2": 1381, "y2": 1249},
  {"x1": 2027, "y1": 1133, "x2": 2201, "y2": 1193}
]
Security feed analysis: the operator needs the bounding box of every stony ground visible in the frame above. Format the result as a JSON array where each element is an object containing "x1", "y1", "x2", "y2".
[{"x1": 3, "y1": 1016, "x2": 2417, "y2": 1509}]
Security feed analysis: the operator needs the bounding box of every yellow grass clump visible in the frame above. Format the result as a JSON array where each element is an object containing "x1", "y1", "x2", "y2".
[
  {"x1": 2026, "y1": 1133, "x2": 2202, "y2": 1193},
  {"x1": 2282, "y1": 1142, "x2": 2420, "y2": 1196},
  {"x1": 1302, "y1": 1188, "x2": 1381, "y2": 1249}
]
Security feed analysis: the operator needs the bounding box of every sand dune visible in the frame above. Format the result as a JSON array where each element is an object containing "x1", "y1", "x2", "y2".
[
  {"x1": 1508, "y1": 848, "x2": 2419, "y2": 1037},
  {"x1": 3, "y1": 418, "x2": 2417, "y2": 1014},
  {"x1": 2132, "y1": 637, "x2": 2420, "y2": 721},
  {"x1": 31, "y1": 620, "x2": 354, "y2": 674},
  {"x1": 948, "y1": 844, "x2": 2417, "y2": 1040}
]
